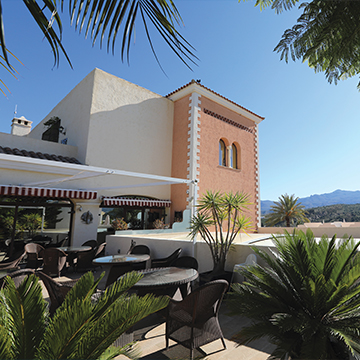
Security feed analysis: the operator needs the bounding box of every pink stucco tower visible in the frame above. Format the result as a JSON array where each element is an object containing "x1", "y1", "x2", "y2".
[{"x1": 167, "y1": 80, "x2": 264, "y2": 231}]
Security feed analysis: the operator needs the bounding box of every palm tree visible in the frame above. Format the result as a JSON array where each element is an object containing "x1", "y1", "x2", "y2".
[
  {"x1": 242, "y1": 0, "x2": 360, "y2": 89},
  {"x1": 264, "y1": 193, "x2": 309, "y2": 227},
  {"x1": 227, "y1": 229, "x2": 360, "y2": 360},
  {"x1": 189, "y1": 190, "x2": 252, "y2": 278},
  {"x1": 0, "y1": 270, "x2": 169, "y2": 359},
  {"x1": 0, "y1": 0, "x2": 196, "y2": 94}
]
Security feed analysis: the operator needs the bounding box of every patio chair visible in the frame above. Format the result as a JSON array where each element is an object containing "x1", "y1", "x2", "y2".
[
  {"x1": 128, "y1": 245, "x2": 150, "y2": 270},
  {"x1": 151, "y1": 248, "x2": 182, "y2": 268},
  {"x1": 0, "y1": 269, "x2": 35, "y2": 289},
  {"x1": 128, "y1": 245, "x2": 150, "y2": 255},
  {"x1": 95, "y1": 242, "x2": 106, "y2": 258},
  {"x1": 75, "y1": 248, "x2": 96, "y2": 272},
  {"x1": 36, "y1": 270, "x2": 78, "y2": 316},
  {"x1": 0, "y1": 250, "x2": 26, "y2": 271},
  {"x1": 165, "y1": 279, "x2": 228, "y2": 360},
  {"x1": 25, "y1": 243, "x2": 45, "y2": 269},
  {"x1": 171, "y1": 256, "x2": 199, "y2": 270},
  {"x1": 105, "y1": 264, "x2": 134, "y2": 288},
  {"x1": 41, "y1": 248, "x2": 67, "y2": 277},
  {"x1": 75, "y1": 242, "x2": 107, "y2": 273},
  {"x1": 171, "y1": 256, "x2": 199, "y2": 297},
  {"x1": 232, "y1": 253, "x2": 257, "y2": 283},
  {"x1": 81, "y1": 239, "x2": 98, "y2": 249}
]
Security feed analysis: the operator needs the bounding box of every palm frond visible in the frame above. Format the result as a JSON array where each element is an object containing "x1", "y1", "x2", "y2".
[{"x1": 227, "y1": 229, "x2": 360, "y2": 358}]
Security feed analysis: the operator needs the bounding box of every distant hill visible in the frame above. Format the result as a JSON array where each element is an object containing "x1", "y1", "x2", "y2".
[
  {"x1": 261, "y1": 189, "x2": 360, "y2": 215},
  {"x1": 306, "y1": 204, "x2": 360, "y2": 223}
]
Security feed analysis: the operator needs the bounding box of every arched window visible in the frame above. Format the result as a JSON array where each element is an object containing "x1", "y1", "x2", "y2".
[
  {"x1": 231, "y1": 143, "x2": 238, "y2": 169},
  {"x1": 219, "y1": 140, "x2": 226, "y2": 166}
]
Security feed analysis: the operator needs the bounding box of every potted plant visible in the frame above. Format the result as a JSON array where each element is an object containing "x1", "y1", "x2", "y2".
[
  {"x1": 189, "y1": 190, "x2": 252, "y2": 282},
  {"x1": 227, "y1": 230, "x2": 360, "y2": 360},
  {"x1": 20, "y1": 213, "x2": 45, "y2": 239},
  {"x1": 111, "y1": 218, "x2": 128, "y2": 231}
]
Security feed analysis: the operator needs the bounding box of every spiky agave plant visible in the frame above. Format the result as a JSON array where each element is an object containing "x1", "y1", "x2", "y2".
[
  {"x1": 0, "y1": 271, "x2": 169, "y2": 359},
  {"x1": 227, "y1": 229, "x2": 360, "y2": 360},
  {"x1": 189, "y1": 190, "x2": 252, "y2": 278}
]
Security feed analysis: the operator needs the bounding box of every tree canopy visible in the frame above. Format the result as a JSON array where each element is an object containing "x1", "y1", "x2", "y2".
[
  {"x1": 245, "y1": 0, "x2": 360, "y2": 89},
  {"x1": 264, "y1": 193, "x2": 309, "y2": 227}
]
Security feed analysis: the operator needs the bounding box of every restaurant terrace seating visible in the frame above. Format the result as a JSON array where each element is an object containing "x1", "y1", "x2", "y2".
[
  {"x1": 166, "y1": 279, "x2": 228, "y2": 360},
  {"x1": 171, "y1": 256, "x2": 199, "y2": 270},
  {"x1": 42, "y1": 248, "x2": 67, "y2": 277},
  {"x1": 36, "y1": 270, "x2": 78, "y2": 316},
  {"x1": 0, "y1": 250, "x2": 26, "y2": 271},
  {"x1": 25, "y1": 243, "x2": 44, "y2": 269},
  {"x1": 0, "y1": 268, "x2": 35, "y2": 289},
  {"x1": 129, "y1": 245, "x2": 150, "y2": 270},
  {"x1": 151, "y1": 248, "x2": 182, "y2": 268},
  {"x1": 128, "y1": 245, "x2": 150, "y2": 255},
  {"x1": 75, "y1": 242, "x2": 106, "y2": 272},
  {"x1": 81, "y1": 240, "x2": 98, "y2": 249}
]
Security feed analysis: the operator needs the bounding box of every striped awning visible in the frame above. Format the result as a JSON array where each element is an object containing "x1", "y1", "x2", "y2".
[
  {"x1": 102, "y1": 197, "x2": 171, "y2": 207},
  {"x1": 0, "y1": 185, "x2": 97, "y2": 200}
]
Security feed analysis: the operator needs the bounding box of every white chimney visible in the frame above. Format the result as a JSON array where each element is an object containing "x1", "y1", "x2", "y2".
[{"x1": 11, "y1": 116, "x2": 32, "y2": 136}]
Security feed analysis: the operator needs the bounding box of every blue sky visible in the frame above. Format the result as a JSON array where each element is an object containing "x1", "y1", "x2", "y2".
[{"x1": 1, "y1": 0, "x2": 360, "y2": 201}]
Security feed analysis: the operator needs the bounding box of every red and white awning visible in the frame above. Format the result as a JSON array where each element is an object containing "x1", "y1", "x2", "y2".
[
  {"x1": 102, "y1": 197, "x2": 171, "y2": 207},
  {"x1": 0, "y1": 185, "x2": 97, "y2": 200}
]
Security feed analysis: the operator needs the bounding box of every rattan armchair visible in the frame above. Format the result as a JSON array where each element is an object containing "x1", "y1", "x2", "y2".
[
  {"x1": 42, "y1": 248, "x2": 67, "y2": 277},
  {"x1": 81, "y1": 240, "x2": 98, "y2": 249},
  {"x1": 36, "y1": 270, "x2": 78, "y2": 316},
  {"x1": 151, "y1": 248, "x2": 182, "y2": 268},
  {"x1": 171, "y1": 256, "x2": 199, "y2": 270},
  {"x1": 166, "y1": 279, "x2": 228, "y2": 360},
  {"x1": 0, "y1": 269, "x2": 35, "y2": 289},
  {"x1": 0, "y1": 250, "x2": 26, "y2": 271},
  {"x1": 25, "y1": 243, "x2": 45, "y2": 269}
]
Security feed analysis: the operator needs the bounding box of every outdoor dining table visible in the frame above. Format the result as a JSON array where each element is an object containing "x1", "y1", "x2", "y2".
[
  {"x1": 92, "y1": 254, "x2": 151, "y2": 289},
  {"x1": 128, "y1": 267, "x2": 199, "y2": 299}
]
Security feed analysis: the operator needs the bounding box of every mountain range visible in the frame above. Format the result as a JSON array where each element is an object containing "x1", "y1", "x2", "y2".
[{"x1": 261, "y1": 190, "x2": 360, "y2": 215}]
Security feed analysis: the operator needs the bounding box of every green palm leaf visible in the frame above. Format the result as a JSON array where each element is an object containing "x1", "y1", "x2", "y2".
[
  {"x1": 227, "y1": 229, "x2": 360, "y2": 359},
  {"x1": 0, "y1": 270, "x2": 169, "y2": 360}
]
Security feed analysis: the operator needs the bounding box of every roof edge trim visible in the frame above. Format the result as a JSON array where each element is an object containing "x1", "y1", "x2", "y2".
[{"x1": 166, "y1": 81, "x2": 264, "y2": 124}]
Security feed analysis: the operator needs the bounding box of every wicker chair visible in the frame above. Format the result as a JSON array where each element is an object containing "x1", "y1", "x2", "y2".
[
  {"x1": 75, "y1": 242, "x2": 107, "y2": 272},
  {"x1": 81, "y1": 240, "x2": 98, "y2": 249},
  {"x1": 166, "y1": 279, "x2": 228, "y2": 360},
  {"x1": 151, "y1": 248, "x2": 182, "y2": 268},
  {"x1": 37, "y1": 270, "x2": 78, "y2": 316},
  {"x1": 171, "y1": 256, "x2": 199, "y2": 298},
  {"x1": 25, "y1": 243, "x2": 45, "y2": 269},
  {"x1": 0, "y1": 250, "x2": 26, "y2": 271},
  {"x1": 0, "y1": 269, "x2": 35, "y2": 289},
  {"x1": 42, "y1": 248, "x2": 67, "y2": 277},
  {"x1": 128, "y1": 245, "x2": 150, "y2": 270},
  {"x1": 128, "y1": 245, "x2": 150, "y2": 255},
  {"x1": 171, "y1": 256, "x2": 199, "y2": 270},
  {"x1": 75, "y1": 248, "x2": 96, "y2": 272}
]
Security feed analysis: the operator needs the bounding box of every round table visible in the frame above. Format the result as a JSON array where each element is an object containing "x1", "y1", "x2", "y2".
[
  {"x1": 130, "y1": 267, "x2": 199, "y2": 298},
  {"x1": 93, "y1": 254, "x2": 150, "y2": 289},
  {"x1": 57, "y1": 246, "x2": 92, "y2": 253},
  {"x1": 93, "y1": 254, "x2": 150, "y2": 265}
]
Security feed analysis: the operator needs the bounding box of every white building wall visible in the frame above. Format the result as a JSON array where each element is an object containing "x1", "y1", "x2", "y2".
[
  {"x1": 0, "y1": 132, "x2": 78, "y2": 159},
  {"x1": 85, "y1": 69, "x2": 174, "y2": 199},
  {"x1": 28, "y1": 70, "x2": 96, "y2": 164}
]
